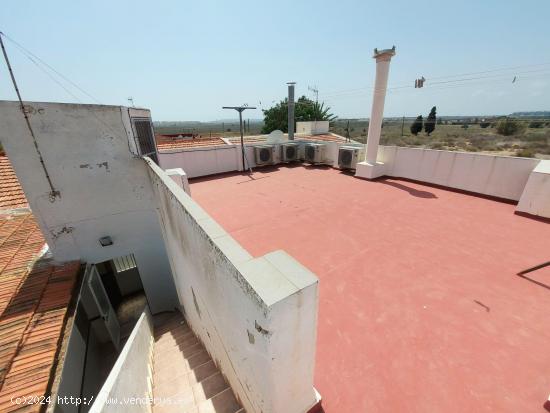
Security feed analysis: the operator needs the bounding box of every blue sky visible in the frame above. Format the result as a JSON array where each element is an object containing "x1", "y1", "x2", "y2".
[{"x1": 1, "y1": 0, "x2": 549, "y2": 121}]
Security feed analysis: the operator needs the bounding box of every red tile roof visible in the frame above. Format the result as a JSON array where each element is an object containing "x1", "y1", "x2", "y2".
[
  {"x1": 0, "y1": 156, "x2": 28, "y2": 210},
  {"x1": 156, "y1": 135, "x2": 227, "y2": 151},
  {"x1": 226, "y1": 136, "x2": 268, "y2": 145},
  {"x1": 0, "y1": 212, "x2": 80, "y2": 412},
  {"x1": 298, "y1": 133, "x2": 347, "y2": 143}
]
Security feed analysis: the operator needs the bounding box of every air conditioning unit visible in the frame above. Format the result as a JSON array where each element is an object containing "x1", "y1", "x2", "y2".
[
  {"x1": 338, "y1": 146, "x2": 365, "y2": 170},
  {"x1": 303, "y1": 143, "x2": 328, "y2": 164},
  {"x1": 254, "y1": 145, "x2": 274, "y2": 166},
  {"x1": 281, "y1": 142, "x2": 300, "y2": 162}
]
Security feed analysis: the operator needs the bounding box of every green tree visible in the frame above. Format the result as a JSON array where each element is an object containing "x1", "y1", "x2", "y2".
[
  {"x1": 261, "y1": 96, "x2": 336, "y2": 134},
  {"x1": 424, "y1": 106, "x2": 437, "y2": 136},
  {"x1": 496, "y1": 118, "x2": 524, "y2": 136},
  {"x1": 410, "y1": 115, "x2": 423, "y2": 136}
]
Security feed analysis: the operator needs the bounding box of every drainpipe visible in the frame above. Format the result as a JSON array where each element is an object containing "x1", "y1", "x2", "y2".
[
  {"x1": 365, "y1": 47, "x2": 396, "y2": 165},
  {"x1": 287, "y1": 82, "x2": 296, "y2": 140}
]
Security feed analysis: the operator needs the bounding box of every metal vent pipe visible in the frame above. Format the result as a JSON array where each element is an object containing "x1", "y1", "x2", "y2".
[{"x1": 287, "y1": 82, "x2": 296, "y2": 140}]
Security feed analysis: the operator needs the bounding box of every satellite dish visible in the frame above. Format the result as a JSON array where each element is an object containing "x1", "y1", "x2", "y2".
[{"x1": 267, "y1": 130, "x2": 285, "y2": 144}]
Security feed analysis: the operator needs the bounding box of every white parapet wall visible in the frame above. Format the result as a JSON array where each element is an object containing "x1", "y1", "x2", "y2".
[
  {"x1": 296, "y1": 121, "x2": 329, "y2": 135},
  {"x1": 158, "y1": 145, "x2": 239, "y2": 178},
  {"x1": 516, "y1": 160, "x2": 550, "y2": 218},
  {"x1": 374, "y1": 146, "x2": 540, "y2": 201},
  {"x1": 165, "y1": 168, "x2": 191, "y2": 195},
  {"x1": 90, "y1": 309, "x2": 154, "y2": 413},
  {"x1": 145, "y1": 158, "x2": 320, "y2": 413}
]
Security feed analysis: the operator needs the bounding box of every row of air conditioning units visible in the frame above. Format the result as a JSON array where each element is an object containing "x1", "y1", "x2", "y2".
[
  {"x1": 254, "y1": 142, "x2": 302, "y2": 165},
  {"x1": 254, "y1": 142, "x2": 366, "y2": 170}
]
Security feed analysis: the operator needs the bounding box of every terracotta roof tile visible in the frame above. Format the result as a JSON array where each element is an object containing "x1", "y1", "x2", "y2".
[
  {"x1": 156, "y1": 135, "x2": 227, "y2": 151},
  {"x1": 227, "y1": 136, "x2": 268, "y2": 144},
  {"x1": 0, "y1": 212, "x2": 80, "y2": 412},
  {"x1": 0, "y1": 156, "x2": 28, "y2": 210},
  {"x1": 298, "y1": 133, "x2": 347, "y2": 143}
]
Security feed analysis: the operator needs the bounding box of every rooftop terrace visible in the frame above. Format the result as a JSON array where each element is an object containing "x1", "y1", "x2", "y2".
[{"x1": 190, "y1": 165, "x2": 550, "y2": 412}]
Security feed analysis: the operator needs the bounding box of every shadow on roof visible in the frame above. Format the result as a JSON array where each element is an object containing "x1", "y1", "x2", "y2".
[{"x1": 377, "y1": 179, "x2": 438, "y2": 199}]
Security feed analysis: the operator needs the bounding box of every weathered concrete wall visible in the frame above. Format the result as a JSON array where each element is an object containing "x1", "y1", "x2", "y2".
[
  {"x1": 0, "y1": 101, "x2": 178, "y2": 313},
  {"x1": 159, "y1": 145, "x2": 238, "y2": 178},
  {"x1": 146, "y1": 158, "x2": 320, "y2": 413},
  {"x1": 89, "y1": 310, "x2": 154, "y2": 413},
  {"x1": 296, "y1": 121, "x2": 329, "y2": 135},
  {"x1": 516, "y1": 159, "x2": 550, "y2": 218},
  {"x1": 376, "y1": 146, "x2": 540, "y2": 201}
]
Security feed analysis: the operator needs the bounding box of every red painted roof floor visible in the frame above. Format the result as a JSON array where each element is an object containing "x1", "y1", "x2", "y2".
[{"x1": 190, "y1": 165, "x2": 550, "y2": 413}]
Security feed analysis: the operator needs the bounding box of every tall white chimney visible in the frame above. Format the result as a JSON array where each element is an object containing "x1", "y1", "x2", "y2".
[{"x1": 356, "y1": 46, "x2": 396, "y2": 179}]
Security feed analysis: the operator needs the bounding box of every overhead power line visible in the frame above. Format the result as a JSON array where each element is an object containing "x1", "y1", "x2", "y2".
[
  {"x1": 0, "y1": 31, "x2": 102, "y2": 104},
  {"x1": 319, "y1": 62, "x2": 550, "y2": 99},
  {"x1": 0, "y1": 31, "x2": 59, "y2": 200}
]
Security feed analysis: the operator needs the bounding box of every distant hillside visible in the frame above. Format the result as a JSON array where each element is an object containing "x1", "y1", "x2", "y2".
[{"x1": 510, "y1": 111, "x2": 550, "y2": 118}]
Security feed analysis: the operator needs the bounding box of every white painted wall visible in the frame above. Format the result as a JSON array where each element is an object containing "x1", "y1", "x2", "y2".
[
  {"x1": 53, "y1": 303, "x2": 87, "y2": 413},
  {"x1": 296, "y1": 121, "x2": 329, "y2": 135},
  {"x1": 517, "y1": 160, "x2": 550, "y2": 218},
  {"x1": 375, "y1": 146, "x2": 540, "y2": 201},
  {"x1": 89, "y1": 310, "x2": 154, "y2": 413},
  {"x1": 0, "y1": 101, "x2": 178, "y2": 313},
  {"x1": 159, "y1": 145, "x2": 239, "y2": 178},
  {"x1": 146, "y1": 158, "x2": 320, "y2": 413},
  {"x1": 165, "y1": 168, "x2": 191, "y2": 195}
]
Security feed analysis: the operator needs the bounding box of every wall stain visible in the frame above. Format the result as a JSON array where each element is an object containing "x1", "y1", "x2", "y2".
[
  {"x1": 97, "y1": 161, "x2": 110, "y2": 171},
  {"x1": 247, "y1": 330, "x2": 255, "y2": 344},
  {"x1": 50, "y1": 226, "x2": 74, "y2": 240},
  {"x1": 255, "y1": 321, "x2": 270, "y2": 336}
]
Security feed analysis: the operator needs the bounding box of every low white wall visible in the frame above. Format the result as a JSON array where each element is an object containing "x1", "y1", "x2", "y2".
[
  {"x1": 516, "y1": 160, "x2": 550, "y2": 218},
  {"x1": 145, "y1": 158, "x2": 319, "y2": 413},
  {"x1": 90, "y1": 310, "x2": 154, "y2": 413},
  {"x1": 296, "y1": 121, "x2": 329, "y2": 135},
  {"x1": 159, "y1": 140, "x2": 351, "y2": 177},
  {"x1": 165, "y1": 168, "x2": 191, "y2": 195},
  {"x1": 377, "y1": 146, "x2": 540, "y2": 201},
  {"x1": 159, "y1": 145, "x2": 238, "y2": 178}
]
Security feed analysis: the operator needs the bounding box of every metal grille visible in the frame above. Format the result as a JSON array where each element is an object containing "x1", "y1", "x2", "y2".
[
  {"x1": 339, "y1": 149, "x2": 353, "y2": 167},
  {"x1": 259, "y1": 148, "x2": 271, "y2": 162},
  {"x1": 305, "y1": 145, "x2": 315, "y2": 161},
  {"x1": 133, "y1": 119, "x2": 158, "y2": 164},
  {"x1": 285, "y1": 146, "x2": 296, "y2": 160},
  {"x1": 112, "y1": 254, "x2": 137, "y2": 273}
]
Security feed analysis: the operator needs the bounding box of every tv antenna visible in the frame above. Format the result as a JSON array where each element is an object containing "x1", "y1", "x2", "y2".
[
  {"x1": 222, "y1": 105, "x2": 257, "y2": 172},
  {"x1": 127, "y1": 97, "x2": 135, "y2": 107},
  {"x1": 308, "y1": 85, "x2": 319, "y2": 103}
]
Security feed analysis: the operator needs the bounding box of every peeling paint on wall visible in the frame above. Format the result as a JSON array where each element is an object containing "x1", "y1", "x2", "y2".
[{"x1": 247, "y1": 330, "x2": 255, "y2": 345}]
